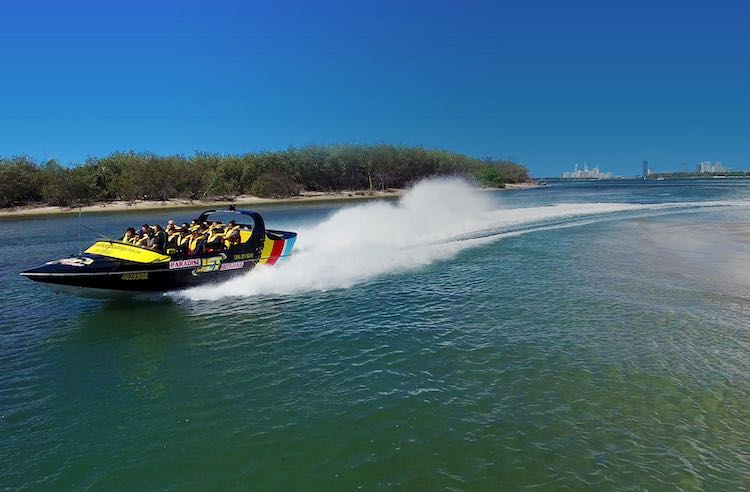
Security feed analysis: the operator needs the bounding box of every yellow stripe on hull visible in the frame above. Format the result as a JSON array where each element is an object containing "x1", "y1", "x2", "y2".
[{"x1": 258, "y1": 238, "x2": 276, "y2": 265}]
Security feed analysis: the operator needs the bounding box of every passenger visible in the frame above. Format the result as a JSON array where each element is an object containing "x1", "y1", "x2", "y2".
[
  {"x1": 205, "y1": 226, "x2": 225, "y2": 252},
  {"x1": 176, "y1": 224, "x2": 191, "y2": 254},
  {"x1": 224, "y1": 220, "x2": 241, "y2": 248},
  {"x1": 187, "y1": 230, "x2": 205, "y2": 256},
  {"x1": 166, "y1": 224, "x2": 181, "y2": 250},
  {"x1": 134, "y1": 230, "x2": 148, "y2": 248},
  {"x1": 189, "y1": 221, "x2": 205, "y2": 236},
  {"x1": 167, "y1": 219, "x2": 176, "y2": 229},
  {"x1": 140, "y1": 224, "x2": 151, "y2": 235},
  {"x1": 150, "y1": 225, "x2": 166, "y2": 253},
  {"x1": 121, "y1": 227, "x2": 136, "y2": 244},
  {"x1": 143, "y1": 229, "x2": 157, "y2": 251}
]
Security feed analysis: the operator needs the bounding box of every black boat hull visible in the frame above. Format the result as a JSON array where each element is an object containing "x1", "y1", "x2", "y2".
[{"x1": 21, "y1": 256, "x2": 256, "y2": 293}]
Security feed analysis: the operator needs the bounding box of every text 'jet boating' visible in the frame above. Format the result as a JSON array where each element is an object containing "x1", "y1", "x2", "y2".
[{"x1": 20, "y1": 208, "x2": 297, "y2": 297}]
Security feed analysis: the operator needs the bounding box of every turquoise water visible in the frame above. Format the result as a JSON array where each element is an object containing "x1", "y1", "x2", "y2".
[{"x1": 2, "y1": 179, "x2": 750, "y2": 490}]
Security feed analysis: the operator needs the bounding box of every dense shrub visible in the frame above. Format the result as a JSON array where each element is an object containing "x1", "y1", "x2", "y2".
[
  {"x1": 250, "y1": 171, "x2": 303, "y2": 198},
  {"x1": 0, "y1": 157, "x2": 43, "y2": 207},
  {"x1": 475, "y1": 166, "x2": 506, "y2": 188},
  {"x1": 0, "y1": 145, "x2": 529, "y2": 208},
  {"x1": 40, "y1": 162, "x2": 101, "y2": 206}
]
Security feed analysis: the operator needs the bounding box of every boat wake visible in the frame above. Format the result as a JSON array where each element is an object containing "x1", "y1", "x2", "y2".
[{"x1": 177, "y1": 178, "x2": 748, "y2": 301}]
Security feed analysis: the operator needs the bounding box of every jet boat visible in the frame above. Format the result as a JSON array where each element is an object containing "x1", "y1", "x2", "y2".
[{"x1": 20, "y1": 208, "x2": 297, "y2": 297}]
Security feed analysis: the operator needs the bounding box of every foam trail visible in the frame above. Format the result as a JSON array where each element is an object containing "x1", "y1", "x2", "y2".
[{"x1": 179, "y1": 178, "x2": 747, "y2": 300}]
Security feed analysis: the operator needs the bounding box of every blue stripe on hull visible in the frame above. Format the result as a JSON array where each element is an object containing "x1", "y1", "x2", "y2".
[{"x1": 279, "y1": 236, "x2": 297, "y2": 263}]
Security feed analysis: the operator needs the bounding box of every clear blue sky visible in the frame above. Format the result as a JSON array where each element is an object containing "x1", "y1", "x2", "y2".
[{"x1": 1, "y1": 0, "x2": 748, "y2": 177}]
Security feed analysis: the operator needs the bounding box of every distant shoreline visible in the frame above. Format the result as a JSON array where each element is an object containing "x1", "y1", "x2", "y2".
[
  {"x1": 543, "y1": 175, "x2": 750, "y2": 181},
  {"x1": 0, "y1": 183, "x2": 542, "y2": 219}
]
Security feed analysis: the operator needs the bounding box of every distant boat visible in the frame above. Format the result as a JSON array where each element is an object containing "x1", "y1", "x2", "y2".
[{"x1": 656, "y1": 177, "x2": 665, "y2": 181}]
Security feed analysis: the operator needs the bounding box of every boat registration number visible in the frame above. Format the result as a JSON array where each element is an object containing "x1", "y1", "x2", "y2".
[{"x1": 122, "y1": 272, "x2": 149, "y2": 281}]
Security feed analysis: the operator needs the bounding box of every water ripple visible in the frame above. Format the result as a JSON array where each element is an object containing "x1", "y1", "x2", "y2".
[{"x1": 2, "y1": 185, "x2": 750, "y2": 490}]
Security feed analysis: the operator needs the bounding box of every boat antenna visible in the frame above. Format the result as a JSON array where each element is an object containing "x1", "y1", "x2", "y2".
[
  {"x1": 76, "y1": 207, "x2": 115, "y2": 253},
  {"x1": 79, "y1": 223, "x2": 115, "y2": 242}
]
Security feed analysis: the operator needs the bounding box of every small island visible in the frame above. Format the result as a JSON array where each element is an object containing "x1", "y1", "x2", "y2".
[{"x1": 0, "y1": 144, "x2": 533, "y2": 217}]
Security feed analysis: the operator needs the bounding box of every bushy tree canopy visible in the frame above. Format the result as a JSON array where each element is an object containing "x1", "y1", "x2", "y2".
[{"x1": 0, "y1": 145, "x2": 529, "y2": 208}]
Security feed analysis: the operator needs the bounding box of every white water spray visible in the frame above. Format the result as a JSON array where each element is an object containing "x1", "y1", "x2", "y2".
[{"x1": 179, "y1": 178, "x2": 746, "y2": 300}]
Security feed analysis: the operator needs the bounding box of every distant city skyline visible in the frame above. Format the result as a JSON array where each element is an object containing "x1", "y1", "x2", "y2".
[
  {"x1": 560, "y1": 163, "x2": 613, "y2": 179},
  {"x1": 635, "y1": 159, "x2": 740, "y2": 176},
  {"x1": 1, "y1": 1, "x2": 750, "y2": 178},
  {"x1": 696, "y1": 161, "x2": 729, "y2": 174},
  {"x1": 551, "y1": 159, "x2": 744, "y2": 179}
]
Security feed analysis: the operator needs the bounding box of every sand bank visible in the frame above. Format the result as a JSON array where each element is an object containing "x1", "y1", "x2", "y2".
[{"x1": 0, "y1": 183, "x2": 543, "y2": 218}]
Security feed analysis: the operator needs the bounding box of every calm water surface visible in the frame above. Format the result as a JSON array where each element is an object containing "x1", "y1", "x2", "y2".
[{"x1": 1, "y1": 180, "x2": 749, "y2": 490}]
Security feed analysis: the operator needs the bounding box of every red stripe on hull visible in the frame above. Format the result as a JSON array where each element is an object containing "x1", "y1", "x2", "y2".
[{"x1": 266, "y1": 240, "x2": 285, "y2": 266}]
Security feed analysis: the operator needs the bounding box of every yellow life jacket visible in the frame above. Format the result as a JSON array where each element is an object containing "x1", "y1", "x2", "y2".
[
  {"x1": 188, "y1": 235, "x2": 204, "y2": 255},
  {"x1": 122, "y1": 234, "x2": 134, "y2": 243},
  {"x1": 224, "y1": 226, "x2": 241, "y2": 247},
  {"x1": 207, "y1": 231, "x2": 224, "y2": 243},
  {"x1": 135, "y1": 236, "x2": 148, "y2": 247},
  {"x1": 167, "y1": 231, "x2": 181, "y2": 244},
  {"x1": 177, "y1": 234, "x2": 191, "y2": 248}
]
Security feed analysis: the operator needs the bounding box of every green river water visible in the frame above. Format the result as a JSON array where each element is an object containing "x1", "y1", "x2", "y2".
[{"x1": 2, "y1": 179, "x2": 749, "y2": 490}]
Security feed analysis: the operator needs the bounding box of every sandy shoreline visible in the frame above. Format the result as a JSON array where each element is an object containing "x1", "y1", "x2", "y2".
[{"x1": 0, "y1": 182, "x2": 542, "y2": 219}]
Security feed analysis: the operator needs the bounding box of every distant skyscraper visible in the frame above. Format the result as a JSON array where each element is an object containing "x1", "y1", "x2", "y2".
[{"x1": 641, "y1": 160, "x2": 649, "y2": 177}]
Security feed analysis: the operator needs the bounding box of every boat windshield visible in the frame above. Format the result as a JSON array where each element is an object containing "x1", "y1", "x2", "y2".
[{"x1": 201, "y1": 211, "x2": 256, "y2": 230}]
